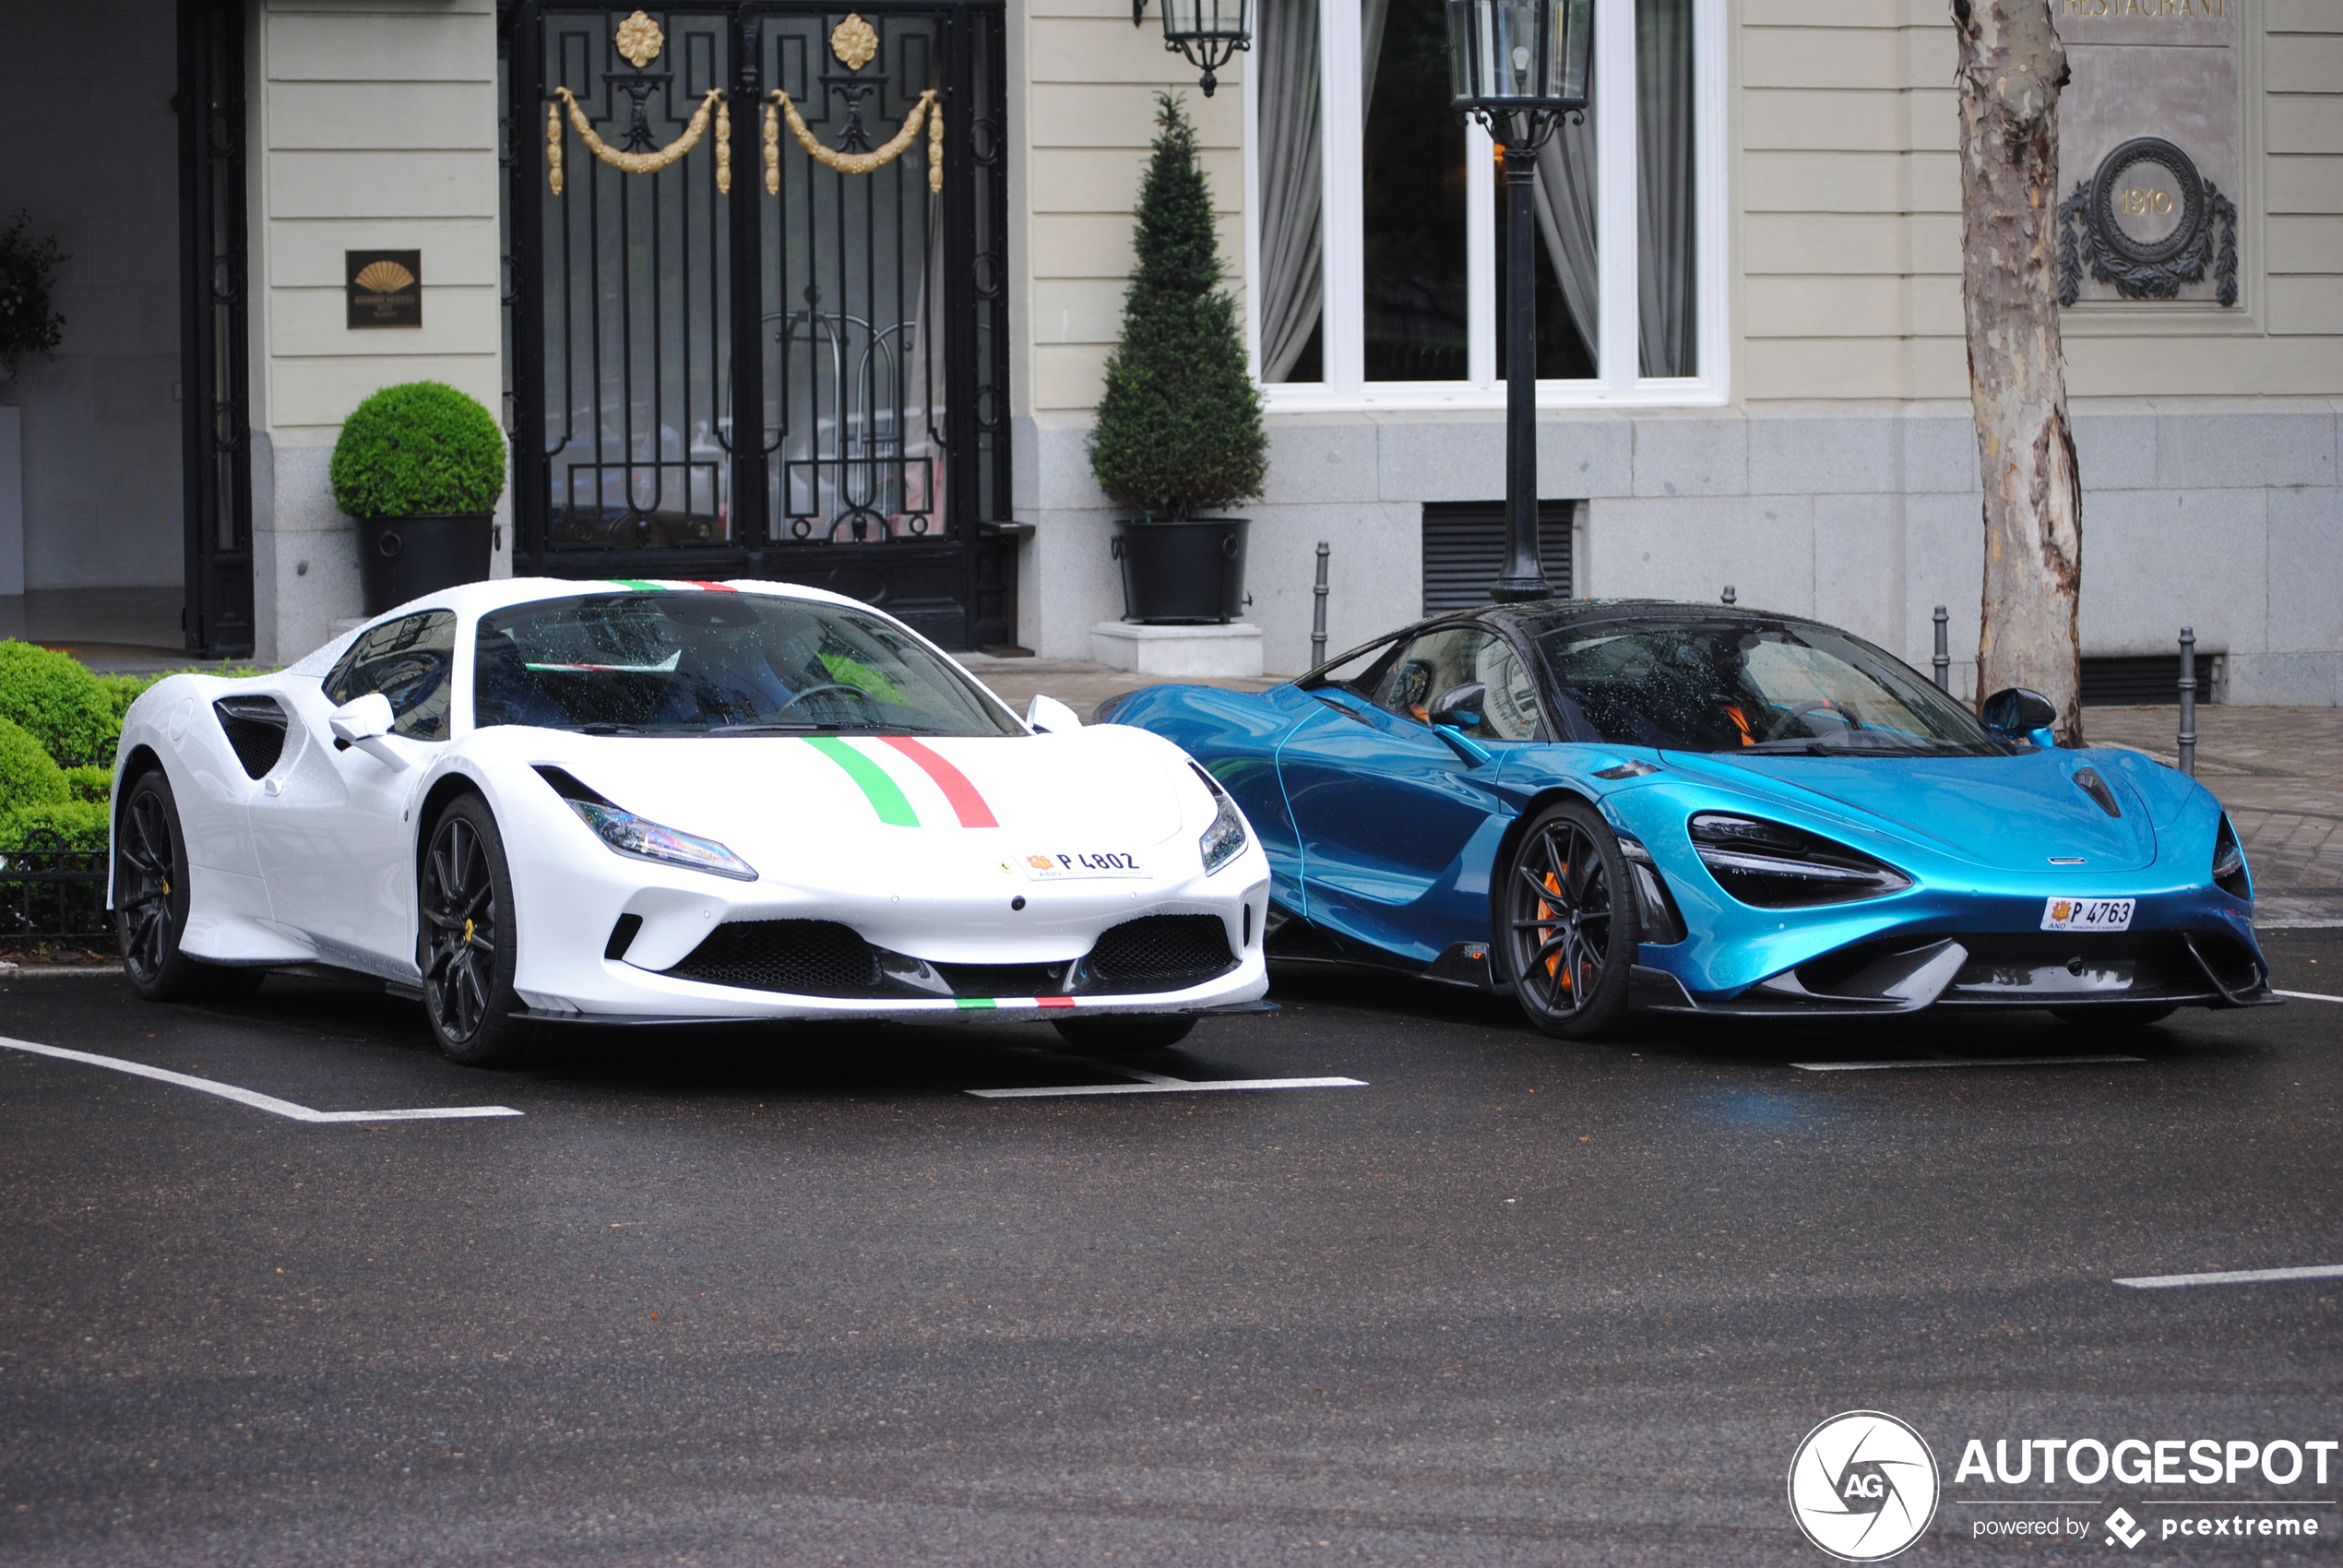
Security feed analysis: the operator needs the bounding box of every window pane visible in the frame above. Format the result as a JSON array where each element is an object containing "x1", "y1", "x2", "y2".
[
  {"x1": 1259, "y1": 0, "x2": 1325, "y2": 382},
  {"x1": 1362, "y1": 0, "x2": 1468, "y2": 381},
  {"x1": 1504, "y1": 131, "x2": 1599, "y2": 379},
  {"x1": 1636, "y1": 0, "x2": 1696, "y2": 376}
]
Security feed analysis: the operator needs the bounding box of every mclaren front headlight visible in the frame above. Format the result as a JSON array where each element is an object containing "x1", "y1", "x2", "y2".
[
  {"x1": 1688, "y1": 813, "x2": 1910, "y2": 908},
  {"x1": 2213, "y1": 814, "x2": 2251, "y2": 900},
  {"x1": 1191, "y1": 762, "x2": 1248, "y2": 876}
]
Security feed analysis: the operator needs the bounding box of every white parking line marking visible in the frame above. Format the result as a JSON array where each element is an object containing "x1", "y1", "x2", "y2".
[
  {"x1": 2114, "y1": 1264, "x2": 2343, "y2": 1289},
  {"x1": 1790, "y1": 1054, "x2": 2144, "y2": 1073},
  {"x1": 2275, "y1": 989, "x2": 2343, "y2": 1004},
  {"x1": 969, "y1": 1075, "x2": 1366, "y2": 1099},
  {"x1": 0, "y1": 1037, "x2": 523, "y2": 1123}
]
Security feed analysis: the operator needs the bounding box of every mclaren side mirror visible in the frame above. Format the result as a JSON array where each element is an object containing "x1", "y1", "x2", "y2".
[
  {"x1": 1429, "y1": 682, "x2": 1487, "y2": 731},
  {"x1": 1027, "y1": 694, "x2": 1084, "y2": 734},
  {"x1": 1980, "y1": 686, "x2": 2058, "y2": 749},
  {"x1": 327, "y1": 692, "x2": 409, "y2": 769}
]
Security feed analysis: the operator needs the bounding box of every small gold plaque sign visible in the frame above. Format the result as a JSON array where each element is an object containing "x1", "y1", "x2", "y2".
[{"x1": 346, "y1": 250, "x2": 421, "y2": 329}]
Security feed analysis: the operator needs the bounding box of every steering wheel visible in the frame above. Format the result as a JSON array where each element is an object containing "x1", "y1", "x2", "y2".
[
  {"x1": 1766, "y1": 697, "x2": 1857, "y2": 739},
  {"x1": 776, "y1": 682, "x2": 882, "y2": 717}
]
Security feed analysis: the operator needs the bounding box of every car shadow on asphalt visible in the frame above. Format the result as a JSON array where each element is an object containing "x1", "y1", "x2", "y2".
[{"x1": 1261, "y1": 956, "x2": 2264, "y2": 1075}]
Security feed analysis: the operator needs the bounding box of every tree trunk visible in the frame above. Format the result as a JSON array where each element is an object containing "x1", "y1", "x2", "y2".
[{"x1": 1952, "y1": 0, "x2": 2084, "y2": 743}]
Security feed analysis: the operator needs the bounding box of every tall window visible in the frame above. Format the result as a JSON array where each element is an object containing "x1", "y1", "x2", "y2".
[{"x1": 1247, "y1": 0, "x2": 1720, "y2": 404}]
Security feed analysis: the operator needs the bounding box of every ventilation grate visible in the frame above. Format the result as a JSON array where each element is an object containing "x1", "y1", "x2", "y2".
[
  {"x1": 2081, "y1": 655, "x2": 2219, "y2": 707},
  {"x1": 1421, "y1": 502, "x2": 1576, "y2": 616}
]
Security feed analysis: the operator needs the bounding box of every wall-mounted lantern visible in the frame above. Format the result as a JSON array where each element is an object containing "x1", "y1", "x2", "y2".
[{"x1": 1133, "y1": 0, "x2": 1251, "y2": 97}]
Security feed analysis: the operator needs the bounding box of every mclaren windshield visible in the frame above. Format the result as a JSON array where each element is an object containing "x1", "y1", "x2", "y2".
[
  {"x1": 472, "y1": 591, "x2": 1024, "y2": 738},
  {"x1": 1541, "y1": 617, "x2": 2006, "y2": 756}
]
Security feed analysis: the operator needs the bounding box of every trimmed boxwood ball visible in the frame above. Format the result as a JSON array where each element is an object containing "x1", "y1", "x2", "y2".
[
  {"x1": 0, "y1": 715, "x2": 67, "y2": 812},
  {"x1": 0, "y1": 640, "x2": 119, "y2": 767},
  {"x1": 1088, "y1": 94, "x2": 1265, "y2": 521},
  {"x1": 329, "y1": 381, "x2": 508, "y2": 518}
]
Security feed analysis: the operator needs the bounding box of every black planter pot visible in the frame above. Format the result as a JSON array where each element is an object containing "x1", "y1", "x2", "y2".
[
  {"x1": 358, "y1": 513, "x2": 493, "y2": 616},
  {"x1": 1112, "y1": 517, "x2": 1249, "y2": 624}
]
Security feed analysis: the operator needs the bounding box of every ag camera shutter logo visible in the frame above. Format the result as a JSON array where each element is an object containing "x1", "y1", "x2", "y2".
[{"x1": 1788, "y1": 1410, "x2": 1942, "y2": 1561}]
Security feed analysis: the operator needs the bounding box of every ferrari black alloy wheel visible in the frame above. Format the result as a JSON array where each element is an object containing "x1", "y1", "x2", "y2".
[
  {"x1": 1500, "y1": 798, "x2": 1640, "y2": 1039},
  {"x1": 421, "y1": 795, "x2": 532, "y2": 1066},
  {"x1": 115, "y1": 769, "x2": 264, "y2": 1003},
  {"x1": 1051, "y1": 1014, "x2": 1198, "y2": 1058}
]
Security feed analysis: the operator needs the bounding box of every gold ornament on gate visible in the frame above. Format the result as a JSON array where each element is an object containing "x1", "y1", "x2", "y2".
[
  {"x1": 830, "y1": 13, "x2": 879, "y2": 72},
  {"x1": 614, "y1": 9, "x2": 664, "y2": 68}
]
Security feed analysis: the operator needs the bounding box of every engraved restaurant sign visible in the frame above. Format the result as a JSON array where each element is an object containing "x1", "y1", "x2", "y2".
[{"x1": 2055, "y1": 0, "x2": 2239, "y2": 305}]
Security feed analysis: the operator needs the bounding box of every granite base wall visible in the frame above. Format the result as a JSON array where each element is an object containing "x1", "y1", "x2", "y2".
[{"x1": 1017, "y1": 401, "x2": 2343, "y2": 700}]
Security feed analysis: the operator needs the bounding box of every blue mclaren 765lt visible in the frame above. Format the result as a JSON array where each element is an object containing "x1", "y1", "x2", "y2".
[{"x1": 1097, "y1": 600, "x2": 2273, "y2": 1039}]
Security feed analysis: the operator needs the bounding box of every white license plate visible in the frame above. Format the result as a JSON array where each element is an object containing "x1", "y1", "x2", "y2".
[
  {"x1": 2041, "y1": 897, "x2": 2135, "y2": 932},
  {"x1": 1021, "y1": 850, "x2": 1148, "y2": 882}
]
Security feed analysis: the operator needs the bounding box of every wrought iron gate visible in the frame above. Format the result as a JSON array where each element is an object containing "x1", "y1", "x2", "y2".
[
  {"x1": 178, "y1": 0, "x2": 256, "y2": 659},
  {"x1": 504, "y1": 3, "x2": 1013, "y2": 649}
]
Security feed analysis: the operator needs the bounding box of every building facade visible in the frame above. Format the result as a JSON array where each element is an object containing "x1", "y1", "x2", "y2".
[{"x1": 2, "y1": 0, "x2": 2337, "y2": 701}]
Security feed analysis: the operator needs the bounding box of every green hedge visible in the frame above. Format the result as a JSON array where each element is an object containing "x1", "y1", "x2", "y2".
[
  {"x1": 0, "y1": 799, "x2": 106, "y2": 853},
  {"x1": 0, "y1": 640, "x2": 119, "y2": 766},
  {"x1": 0, "y1": 715, "x2": 67, "y2": 812},
  {"x1": 330, "y1": 381, "x2": 508, "y2": 518}
]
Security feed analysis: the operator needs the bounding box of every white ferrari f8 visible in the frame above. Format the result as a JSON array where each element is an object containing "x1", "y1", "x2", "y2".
[{"x1": 109, "y1": 579, "x2": 1270, "y2": 1064}]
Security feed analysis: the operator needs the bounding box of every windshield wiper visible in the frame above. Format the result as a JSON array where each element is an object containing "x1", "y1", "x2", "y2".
[
  {"x1": 1739, "y1": 734, "x2": 1947, "y2": 756},
  {"x1": 574, "y1": 722, "x2": 651, "y2": 736}
]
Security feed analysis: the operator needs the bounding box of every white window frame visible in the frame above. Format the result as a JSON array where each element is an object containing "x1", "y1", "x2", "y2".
[{"x1": 1243, "y1": 0, "x2": 1728, "y2": 410}]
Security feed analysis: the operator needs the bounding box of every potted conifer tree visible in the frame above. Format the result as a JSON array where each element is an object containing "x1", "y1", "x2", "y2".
[
  {"x1": 330, "y1": 381, "x2": 507, "y2": 615},
  {"x1": 1089, "y1": 94, "x2": 1267, "y2": 624}
]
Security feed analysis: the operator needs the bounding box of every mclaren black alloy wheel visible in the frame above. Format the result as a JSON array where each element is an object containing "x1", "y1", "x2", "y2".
[
  {"x1": 1051, "y1": 1014, "x2": 1198, "y2": 1058},
  {"x1": 1500, "y1": 798, "x2": 1640, "y2": 1039},
  {"x1": 421, "y1": 795, "x2": 532, "y2": 1066},
  {"x1": 115, "y1": 769, "x2": 264, "y2": 1003}
]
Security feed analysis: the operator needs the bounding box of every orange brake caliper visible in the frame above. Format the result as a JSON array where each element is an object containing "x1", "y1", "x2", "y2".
[{"x1": 1541, "y1": 867, "x2": 1571, "y2": 990}]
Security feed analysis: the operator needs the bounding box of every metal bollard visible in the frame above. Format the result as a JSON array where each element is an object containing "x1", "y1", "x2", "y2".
[
  {"x1": 1310, "y1": 541, "x2": 1330, "y2": 669},
  {"x1": 2177, "y1": 627, "x2": 2197, "y2": 778},
  {"x1": 1933, "y1": 605, "x2": 1950, "y2": 694}
]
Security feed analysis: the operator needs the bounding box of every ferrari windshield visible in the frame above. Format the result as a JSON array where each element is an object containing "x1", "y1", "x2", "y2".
[
  {"x1": 473, "y1": 591, "x2": 1023, "y2": 737},
  {"x1": 1541, "y1": 617, "x2": 2005, "y2": 755}
]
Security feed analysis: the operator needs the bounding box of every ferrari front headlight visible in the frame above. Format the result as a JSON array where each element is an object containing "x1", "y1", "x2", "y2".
[
  {"x1": 565, "y1": 798, "x2": 759, "y2": 882},
  {"x1": 1191, "y1": 762, "x2": 1248, "y2": 876}
]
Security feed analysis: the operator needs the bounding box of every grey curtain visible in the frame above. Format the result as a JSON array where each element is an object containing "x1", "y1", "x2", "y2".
[
  {"x1": 1529, "y1": 0, "x2": 1697, "y2": 377},
  {"x1": 1636, "y1": 0, "x2": 1695, "y2": 376},
  {"x1": 1257, "y1": 0, "x2": 1324, "y2": 382},
  {"x1": 1361, "y1": 0, "x2": 1391, "y2": 107},
  {"x1": 1532, "y1": 115, "x2": 1600, "y2": 372}
]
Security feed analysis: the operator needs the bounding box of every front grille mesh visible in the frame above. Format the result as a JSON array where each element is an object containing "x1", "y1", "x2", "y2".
[
  {"x1": 661, "y1": 912, "x2": 1239, "y2": 1000},
  {"x1": 1086, "y1": 915, "x2": 1236, "y2": 994},
  {"x1": 663, "y1": 920, "x2": 882, "y2": 996}
]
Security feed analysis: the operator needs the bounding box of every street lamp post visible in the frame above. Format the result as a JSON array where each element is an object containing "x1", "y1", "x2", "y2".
[{"x1": 1445, "y1": 0, "x2": 1592, "y2": 602}]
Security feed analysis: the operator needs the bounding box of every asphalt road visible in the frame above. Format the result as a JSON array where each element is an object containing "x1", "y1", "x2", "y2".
[{"x1": 3, "y1": 934, "x2": 2340, "y2": 1567}]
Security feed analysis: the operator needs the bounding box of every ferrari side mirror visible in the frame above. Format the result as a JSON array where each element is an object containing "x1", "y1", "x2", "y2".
[
  {"x1": 1980, "y1": 686, "x2": 2058, "y2": 749},
  {"x1": 328, "y1": 692, "x2": 408, "y2": 769},
  {"x1": 1429, "y1": 682, "x2": 1486, "y2": 731},
  {"x1": 1027, "y1": 694, "x2": 1083, "y2": 734}
]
